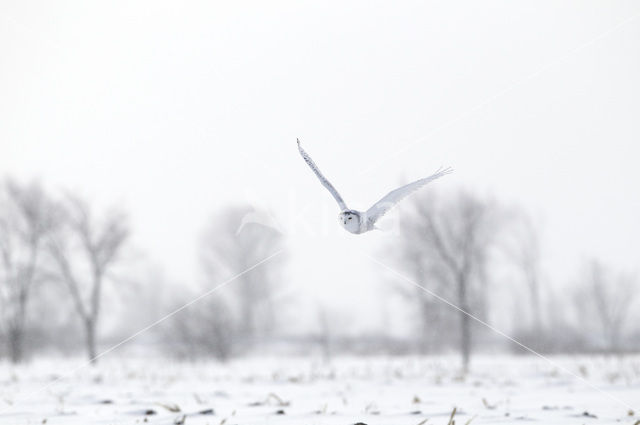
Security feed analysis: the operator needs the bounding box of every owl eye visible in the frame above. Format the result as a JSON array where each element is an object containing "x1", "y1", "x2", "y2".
[{"x1": 348, "y1": 217, "x2": 352, "y2": 220}]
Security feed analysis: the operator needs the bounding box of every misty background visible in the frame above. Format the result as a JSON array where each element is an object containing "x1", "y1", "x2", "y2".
[{"x1": 1, "y1": 1, "x2": 639, "y2": 368}]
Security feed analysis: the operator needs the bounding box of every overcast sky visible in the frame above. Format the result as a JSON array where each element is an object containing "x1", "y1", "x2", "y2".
[{"x1": 2, "y1": 1, "x2": 639, "y2": 332}]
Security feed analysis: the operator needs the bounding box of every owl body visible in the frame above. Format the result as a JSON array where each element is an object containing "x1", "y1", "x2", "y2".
[{"x1": 338, "y1": 210, "x2": 371, "y2": 234}]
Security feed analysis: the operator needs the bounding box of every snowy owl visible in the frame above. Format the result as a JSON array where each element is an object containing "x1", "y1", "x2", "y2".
[{"x1": 297, "y1": 139, "x2": 452, "y2": 234}]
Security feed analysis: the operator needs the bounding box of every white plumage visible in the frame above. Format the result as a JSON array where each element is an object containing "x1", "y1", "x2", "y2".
[{"x1": 297, "y1": 139, "x2": 452, "y2": 234}]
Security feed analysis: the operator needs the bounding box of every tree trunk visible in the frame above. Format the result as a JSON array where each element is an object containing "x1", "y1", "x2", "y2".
[
  {"x1": 460, "y1": 311, "x2": 471, "y2": 372},
  {"x1": 419, "y1": 298, "x2": 433, "y2": 354},
  {"x1": 529, "y1": 278, "x2": 542, "y2": 333},
  {"x1": 85, "y1": 318, "x2": 98, "y2": 364},
  {"x1": 8, "y1": 327, "x2": 24, "y2": 363},
  {"x1": 240, "y1": 290, "x2": 255, "y2": 342},
  {"x1": 8, "y1": 297, "x2": 28, "y2": 363},
  {"x1": 457, "y1": 275, "x2": 471, "y2": 373}
]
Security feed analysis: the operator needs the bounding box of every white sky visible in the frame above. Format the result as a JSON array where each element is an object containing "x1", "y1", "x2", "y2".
[{"x1": 1, "y1": 1, "x2": 640, "y2": 333}]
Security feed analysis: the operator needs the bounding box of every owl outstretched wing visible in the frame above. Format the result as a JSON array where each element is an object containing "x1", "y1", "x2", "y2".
[
  {"x1": 365, "y1": 167, "x2": 453, "y2": 226},
  {"x1": 297, "y1": 139, "x2": 348, "y2": 211}
]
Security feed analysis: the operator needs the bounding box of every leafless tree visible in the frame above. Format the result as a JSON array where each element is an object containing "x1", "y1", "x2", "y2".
[
  {"x1": 314, "y1": 303, "x2": 346, "y2": 362},
  {"x1": 47, "y1": 195, "x2": 129, "y2": 363},
  {"x1": 166, "y1": 294, "x2": 236, "y2": 361},
  {"x1": 0, "y1": 180, "x2": 57, "y2": 362},
  {"x1": 390, "y1": 250, "x2": 455, "y2": 353},
  {"x1": 392, "y1": 190, "x2": 499, "y2": 371},
  {"x1": 316, "y1": 305, "x2": 331, "y2": 362},
  {"x1": 199, "y1": 205, "x2": 285, "y2": 349},
  {"x1": 504, "y1": 213, "x2": 544, "y2": 333},
  {"x1": 574, "y1": 260, "x2": 637, "y2": 353}
]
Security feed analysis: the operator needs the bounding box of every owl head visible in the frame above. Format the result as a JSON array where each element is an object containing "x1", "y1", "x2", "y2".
[{"x1": 338, "y1": 210, "x2": 360, "y2": 233}]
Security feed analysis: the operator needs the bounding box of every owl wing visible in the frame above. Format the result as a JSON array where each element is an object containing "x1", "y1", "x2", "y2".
[
  {"x1": 297, "y1": 139, "x2": 348, "y2": 211},
  {"x1": 365, "y1": 167, "x2": 453, "y2": 225}
]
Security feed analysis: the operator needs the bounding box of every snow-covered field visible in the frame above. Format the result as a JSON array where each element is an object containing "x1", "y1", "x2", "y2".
[{"x1": 0, "y1": 355, "x2": 639, "y2": 425}]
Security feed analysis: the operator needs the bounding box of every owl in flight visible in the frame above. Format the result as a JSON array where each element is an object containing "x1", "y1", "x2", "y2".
[{"x1": 297, "y1": 139, "x2": 452, "y2": 234}]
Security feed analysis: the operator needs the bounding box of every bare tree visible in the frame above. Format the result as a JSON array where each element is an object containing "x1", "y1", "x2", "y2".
[
  {"x1": 0, "y1": 180, "x2": 57, "y2": 362},
  {"x1": 199, "y1": 206, "x2": 285, "y2": 349},
  {"x1": 390, "y1": 247, "x2": 455, "y2": 353},
  {"x1": 314, "y1": 303, "x2": 347, "y2": 362},
  {"x1": 316, "y1": 305, "x2": 331, "y2": 362},
  {"x1": 166, "y1": 295, "x2": 236, "y2": 361},
  {"x1": 392, "y1": 190, "x2": 498, "y2": 371},
  {"x1": 574, "y1": 260, "x2": 637, "y2": 353},
  {"x1": 48, "y1": 195, "x2": 129, "y2": 363},
  {"x1": 504, "y1": 213, "x2": 544, "y2": 333}
]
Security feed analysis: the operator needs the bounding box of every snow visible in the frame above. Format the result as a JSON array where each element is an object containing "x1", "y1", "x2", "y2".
[{"x1": 0, "y1": 355, "x2": 638, "y2": 424}]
